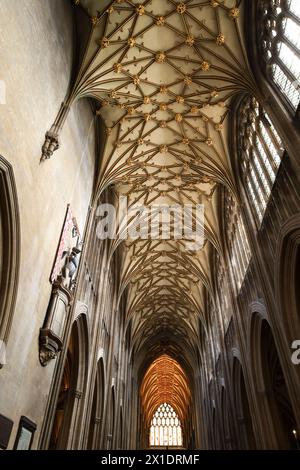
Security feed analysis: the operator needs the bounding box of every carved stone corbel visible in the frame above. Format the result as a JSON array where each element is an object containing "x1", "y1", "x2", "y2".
[
  {"x1": 41, "y1": 129, "x2": 60, "y2": 160},
  {"x1": 41, "y1": 101, "x2": 71, "y2": 161}
]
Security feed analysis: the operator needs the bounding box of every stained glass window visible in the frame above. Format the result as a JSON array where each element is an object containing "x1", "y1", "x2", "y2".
[
  {"x1": 149, "y1": 403, "x2": 182, "y2": 447},
  {"x1": 259, "y1": 0, "x2": 300, "y2": 110},
  {"x1": 225, "y1": 191, "x2": 251, "y2": 292},
  {"x1": 238, "y1": 96, "x2": 284, "y2": 225}
]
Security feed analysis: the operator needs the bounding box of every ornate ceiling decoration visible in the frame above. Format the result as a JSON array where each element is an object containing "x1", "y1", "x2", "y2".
[
  {"x1": 44, "y1": 0, "x2": 254, "y2": 367},
  {"x1": 140, "y1": 354, "x2": 191, "y2": 426}
]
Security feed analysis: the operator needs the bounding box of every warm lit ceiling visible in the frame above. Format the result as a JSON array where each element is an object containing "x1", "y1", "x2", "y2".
[
  {"x1": 140, "y1": 354, "x2": 190, "y2": 426},
  {"x1": 69, "y1": 0, "x2": 254, "y2": 368}
]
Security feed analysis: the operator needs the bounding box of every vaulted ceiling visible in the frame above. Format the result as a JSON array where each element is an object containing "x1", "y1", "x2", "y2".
[
  {"x1": 140, "y1": 354, "x2": 190, "y2": 426},
  {"x1": 69, "y1": 0, "x2": 254, "y2": 371}
]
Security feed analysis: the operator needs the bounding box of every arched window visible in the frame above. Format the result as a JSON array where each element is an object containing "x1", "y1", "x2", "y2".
[
  {"x1": 149, "y1": 403, "x2": 182, "y2": 447},
  {"x1": 259, "y1": 0, "x2": 300, "y2": 110},
  {"x1": 225, "y1": 191, "x2": 251, "y2": 292},
  {"x1": 238, "y1": 96, "x2": 284, "y2": 225}
]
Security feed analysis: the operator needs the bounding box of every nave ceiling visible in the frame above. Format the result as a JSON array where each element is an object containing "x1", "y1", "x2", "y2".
[{"x1": 63, "y1": 0, "x2": 255, "y2": 369}]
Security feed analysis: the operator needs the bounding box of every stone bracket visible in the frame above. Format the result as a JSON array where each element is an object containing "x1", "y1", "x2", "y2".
[{"x1": 39, "y1": 328, "x2": 63, "y2": 367}]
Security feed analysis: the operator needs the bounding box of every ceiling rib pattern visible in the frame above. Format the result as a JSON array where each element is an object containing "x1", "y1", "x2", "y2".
[
  {"x1": 140, "y1": 354, "x2": 191, "y2": 426},
  {"x1": 70, "y1": 0, "x2": 253, "y2": 362}
]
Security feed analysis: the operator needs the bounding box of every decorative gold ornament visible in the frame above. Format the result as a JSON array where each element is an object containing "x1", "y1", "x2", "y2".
[
  {"x1": 215, "y1": 123, "x2": 223, "y2": 131},
  {"x1": 74, "y1": 0, "x2": 80, "y2": 5},
  {"x1": 160, "y1": 121, "x2": 167, "y2": 128},
  {"x1": 177, "y1": 2, "x2": 186, "y2": 14},
  {"x1": 144, "y1": 113, "x2": 151, "y2": 122},
  {"x1": 127, "y1": 107, "x2": 135, "y2": 115},
  {"x1": 106, "y1": 6, "x2": 114, "y2": 14},
  {"x1": 136, "y1": 4, "x2": 145, "y2": 15},
  {"x1": 156, "y1": 16, "x2": 165, "y2": 26},
  {"x1": 190, "y1": 106, "x2": 198, "y2": 114},
  {"x1": 160, "y1": 85, "x2": 168, "y2": 94},
  {"x1": 229, "y1": 8, "x2": 239, "y2": 19},
  {"x1": 202, "y1": 116, "x2": 209, "y2": 122},
  {"x1": 155, "y1": 51, "x2": 166, "y2": 63},
  {"x1": 159, "y1": 102, "x2": 168, "y2": 111},
  {"x1": 185, "y1": 35, "x2": 195, "y2": 47},
  {"x1": 182, "y1": 138, "x2": 189, "y2": 145},
  {"x1": 201, "y1": 61, "x2": 210, "y2": 71},
  {"x1": 137, "y1": 139, "x2": 144, "y2": 146},
  {"x1": 133, "y1": 75, "x2": 140, "y2": 85},
  {"x1": 210, "y1": 0, "x2": 219, "y2": 7},
  {"x1": 210, "y1": 90, "x2": 219, "y2": 97},
  {"x1": 109, "y1": 90, "x2": 117, "y2": 99},
  {"x1": 100, "y1": 37, "x2": 109, "y2": 49},
  {"x1": 184, "y1": 76, "x2": 192, "y2": 86},
  {"x1": 106, "y1": 127, "x2": 112, "y2": 135},
  {"x1": 205, "y1": 137, "x2": 213, "y2": 146},
  {"x1": 216, "y1": 33, "x2": 225, "y2": 45},
  {"x1": 128, "y1": 37, "x2": 136, "y2": 47},
  {"x1": 160, "y1": 145, "x2": 168, "y2": 153},
  {"x1": 175, "y1": 113, "x2": 183, "y2": 122},
  {"x1": 176, "y1": 96, "x2": 185, "y2": 104},
  {"x1": 113, "y1": 62, "x2": 123, "y2": 73},
  {"x1": 143, "y1": 96, "x2": 151, "y2": 104}
]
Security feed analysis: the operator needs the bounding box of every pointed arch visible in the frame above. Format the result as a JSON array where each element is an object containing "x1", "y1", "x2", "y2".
[{"x1": 0, "y1": 155, "x2": 20, "y2": 365}]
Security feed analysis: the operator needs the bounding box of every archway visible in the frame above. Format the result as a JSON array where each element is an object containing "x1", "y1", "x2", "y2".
[
  {"x1": 87, "y1": 358, "x2": 105, "y2": 449},
  {"x1": 140, "y1": 354, "x2": 191, "y2": 449},
  {"x1": 48, "y1": 314, "x2": 88, "y2": 449},
  {"x1": 260, "y1": 320, "x2": 298, "y2": 449},
  {"x1": 232, "y1": 357, "x2": 256, "y2": 449},
  {"x1": 276, "y1": 218, "x2": 300, "y2": 341},
  {"x1": 0, "y1": 155, "x2": 20, "y2": 365},
  {"x1": 49, "y1": 322, "x2": 78, "y2": 449}
]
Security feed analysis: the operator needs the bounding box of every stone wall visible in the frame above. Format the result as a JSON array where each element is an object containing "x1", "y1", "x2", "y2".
[{"x1": 0, "y1": 0, "x2": 95, "y2": 449}]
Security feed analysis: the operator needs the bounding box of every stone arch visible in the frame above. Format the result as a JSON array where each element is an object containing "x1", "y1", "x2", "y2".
[
  {"x1": 0, "y1": 155, "x2": 20, "y2": 366},
  {"x1": 87, "y1": 357, "x2": 105, "y2": 449},
  {"x1": 275, "y1": 215, "x2": 300, "y2": 341},
  {"x1": 250, "y1": 313, "x2": 298, "y2": 449},
  {"x1": 48, "y1": 313, "x2": 89, "y2": 449}
]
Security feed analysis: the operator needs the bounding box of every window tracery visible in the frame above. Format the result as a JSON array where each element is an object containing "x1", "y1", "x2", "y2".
[
  {"x1": 225, "y1": 191, "x2": 251, "y2": 291},
  {"x1": 238, "y1": 96, "x2": 284, "y2": 225},
  {"x1": 259, "y1": 0, "x2": 300, "y2": 110},
  {"x1": 149, "y1": 403, "x2": 182, "y2": 447}
]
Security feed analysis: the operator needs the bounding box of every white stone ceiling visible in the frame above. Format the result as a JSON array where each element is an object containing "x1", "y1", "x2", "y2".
[{"x1": 70, "y1": 0, "x2": 254, "y2": 361}]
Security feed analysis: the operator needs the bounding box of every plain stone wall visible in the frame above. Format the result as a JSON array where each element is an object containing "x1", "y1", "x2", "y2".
[{"x1": 0, "y1": 0, "x2": 95, "y2": 448}]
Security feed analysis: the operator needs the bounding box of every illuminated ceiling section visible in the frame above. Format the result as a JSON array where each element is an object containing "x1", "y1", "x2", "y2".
[
  {"x1": 140, "y1": 354, "x2": 191, "y2": 426},
  {"x1": 69, "y1": 0, "x2": 253, "y2": 358}
]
